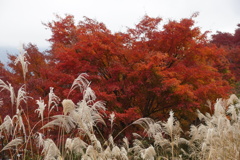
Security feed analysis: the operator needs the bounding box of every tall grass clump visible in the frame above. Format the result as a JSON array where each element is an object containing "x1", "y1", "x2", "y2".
[
  {"x1": 1, "y1": 48, "x2": 240, "y2": 159},
  {"x1": 186, "y1": 95, "x2": 240, "y2": 160},
  {"x1": 1, "y1": 73, "x2": 240, "y2": 159}
]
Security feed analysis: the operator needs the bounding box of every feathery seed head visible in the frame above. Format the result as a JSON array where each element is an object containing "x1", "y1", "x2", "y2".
[
  {"x1": 62, "y1": 99, "x2": 75, "y2": 115},
  {"x1": 141, "y1": 145, "x2": 156, "y2": 160},
  {"x1": 65, "y1": 138, "x2": 73, "y2": 152},
  {"x1": 0, "y1": 115, "x2": 13, "y2": 135},
  {"x1": 41, "y1": 115, "x2": 76, "y2": 133},
  {"x1": 68, "y1": 73, "x2": 90, "y2": 97},
  {"x1": 16, "y1": 85, "x2": 32, "y2": 110},
  {"x1": 214, "y1": 99, "x2": 225, "y2": 117},
  {"x1": 83, "y1": 86, "x2": 96, "y2": 103},
  {"x1": 123, "y1": 137, "x2": 129, "y2": 151},
  {"x1": 14, "y1": 47, "x2": 29, "y2": 81},
  {"x1": 227, "y1": 94, "x2": 239, "y2": 106},
  {"x1": 42, "y1": 138, "x2": 60, "y2": 159},
  {"x1": 36, "y1": 132, "x2": 44, "y2": 148},
  {"x1": 48, "y1": 87, "x2": 60, "y2": 112},
  {"x1": 65, "y1": 137, "x2": 88, "y2": 154},
  {"x1": 112, "y1": 146, "x2": 121, "y2": 157},
  {"x1": 133, "y1": 117, "x2": 161, "y2": 137},
  {"x1": 227, "y1": 105, "x2": 238, "y2": 121},
  {"x1": 109, "y1": 112, "x2": 115, "y2": 129},
  {"x1": 0, "y1": 80, "x2": 15, "y2": 106},
  {"x1": 162, "y1": 110, "x2": 175, "y2": 137},
  {"x1": 1, "y1": 137, "x2": 23, "y2": 152},
  {"x1": 35, "y1": 98, "x2": 46, "y2": 121}
]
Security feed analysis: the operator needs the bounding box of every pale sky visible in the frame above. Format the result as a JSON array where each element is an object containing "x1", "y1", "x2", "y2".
[{"x1": 0, "y1": 0, "x2": 240, "y2": 62}]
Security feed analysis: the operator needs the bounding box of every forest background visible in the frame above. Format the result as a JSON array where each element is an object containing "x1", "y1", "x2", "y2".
[
  {"x1": 1, "y1": 13, "x2": 240, "y2": 128},
  {"x1": 0, "y1": 13, "x2": 240, "y2": 159}
]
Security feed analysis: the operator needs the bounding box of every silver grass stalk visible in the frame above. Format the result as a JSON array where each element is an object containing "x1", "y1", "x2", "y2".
[
  {"x1": 0, "y1": 80, "x2": 15, "y2": 106},
  {"x1": 13, "y1": 109, "x2": 27, "y2": 141},
  {"x1": 14, "y1": 47, "x2": 29, "y2": 81},
  {"x1": 89, "y1": 110, "x2": 106, "y2": 126},
  {"x1": 227, "y1": 94, "x2": 239, "y2": 106},
  {"x1": 227, "y1": 105, "x2": 238, "y2": 121},
  {"x1": 133, "y1": 117, "x2": 162, "y2": 137},
  {"x1": 81, "y1": 155, "x2": 93, "y2": 160},
  {"x1": 189, "y1": 95, "x2": 240, "y2": 159},
  {"x1": 35, "y1": 98, "x2": 46, "y2": 122},
  {"x1": 83, "y1": 86, "x2": 96, "y2": 103},
  {"x1": 48, "y1": 87, "x2": 60, "y2": 112},
  {"x1": 1, "y1": 137, "x2": 23, "y2": 152},
  {"x1": 123, "y1": 137, "x2": 129, "y2": 151},
  {"x1": 66, "y1": 75, "x2": 106, "y2": 135},
  {"x1": 9, "y1": 83, "x2": 15, "y2": 106},
  {"x1": 162, "y1": 110, "x2": 183, "y2": 159},
  {"x1": 112, "y1": 145, "x2": 121, "y2": 157},
  {"x1": 132, "y1": 139, "x2": 144, "y2": 151},
  {"x1": 109, "y1": 112, "x2": 115, "y2": 129},
  {"x1": 62, "y1": 99, "x2": 75, "y2": 115},
  {"x1": 67, "y1": 110, "x2": 90, "y2": 135},
  {"x1": 162, "y1": 110, "x2": 174, "y2": 137},
  {"x1": 90, "y1": 100, "x2": 106, "y2": 119},
  {"x1": 196, "y1": 109, "x2": 211, "y2": 122},
  {"x1": 206, "y1": 99, "x2": 212, "y2": 111},
  {"x1": 227, "y1": 94, "x2": 240, "y2": 121},
  {"x1": 0, "y1": 115, "x2": 14, "y2": 135},
  {"x1": 65, "y1": 137, "x2": 87, "y2": 154},
  {"x1": 153, "y1": 132, "x2": 170, "y2": 148},
  {"x1": 120, "y1": 147, "x2": 129, "y2": 160},
  {"x1": 132, "y1": 132, "x2": 143, "y2": 139},
  {"x1": 41, "y1": 115, "x2": 76, "y2": 133},
  {"x1": 214, "y1": 99, "x2": 225, "y2": 117},
  {"x1": 75, "y1": 99, "x2": 106, "y2": 134},
  {"x1": 133, "y1": 118, "x2": 155, "y2": 131},
  {"x1": 42, "y1": 138, "x2": 61, "y2": 160},
  {"x1": 130, "y1": 139, "x2": 144, "y2": 158},
  {"x1": 0, "y1": 79, "x2": 10, "y2": 91},
  {"x1": 65, "y1": 138, "x2": 73, "y2": 152},
  {"x1": 77, "y1": 100, "x2": 95, "y2": 132},
  {"x1": 16, "y1": 85, "x2": 32, "y2": 110},
  {"x1": 189, "y1": 125, "x2": 200, "y2": 141},
  {"x1": 89, "y1": 134, "x2": 102, "y2": 152},
  {"x1": 68, "y1": 73, "x2": 90, "y2": 97},
  {"x1": 178, "y1": 138, "x2": 190, "y2": 146},
  {"x1": 85, "y1": 145, "x2": 97, "y2": 159},
  {"x1": 36, "y1": 132, "x2": 44, "y2": 148},
  {"x1": 103, "y1": 146, "x2": 111, "y2": 158},
  {"x1": 91, "y1": 100, "x2": 106, "y2": 112},
  {"x1": 107, "y1": 135, "x2": 115, "y2": 148},
  {"x1": 141, "y1": 145, "x2": 156, "y2": 160}
]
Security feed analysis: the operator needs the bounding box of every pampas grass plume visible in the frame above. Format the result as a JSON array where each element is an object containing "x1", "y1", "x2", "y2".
[
  {"x1": 0, "y1": 115, "x2": 13, "y2": 135},
  {"x1": 35, "y1": 98, "x2": 46, "y2": 122},
  {"x1": 42, "y1": 138, "x2": 61, "y2": 160},
  {"x1": 62, "y1": 99, "x2": 75, "y2": 115},
  {"x1": 1, "y1": 137, "x2": 23, "y2": 152},
  {"x1": 141, "y1": 145, "x2": 156, "y2": 160},
  {"x1": 14, "y1": 47, "x2": 29, "y2": 81},
  {"x1": 48, "y1": 87, "x2": 60, "y2": 112}
]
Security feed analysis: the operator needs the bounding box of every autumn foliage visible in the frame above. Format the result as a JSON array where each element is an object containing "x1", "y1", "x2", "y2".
[
  {"x1": 211, "y1": 24, "x2": 240, "y2": 95},
  {"x1": 0, "y1": 14, "x2": 235, "y2": 130}
]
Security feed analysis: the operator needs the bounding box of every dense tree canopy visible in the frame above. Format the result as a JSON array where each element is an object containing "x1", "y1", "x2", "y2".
[
  {"x1": 211, "y1": 24, "x2": 240, "y2": 79},
  {"x1": 43, "y1": 15, "x2": 233, "y2": 123},
  {"x1": 0, "y1": 14, "x2": 235, "y2": 129}
]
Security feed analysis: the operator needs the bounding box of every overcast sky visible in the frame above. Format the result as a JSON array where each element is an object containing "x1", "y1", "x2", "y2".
[{"x1": 0, "y1": 0, "x2": 240, "y2": 62}]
